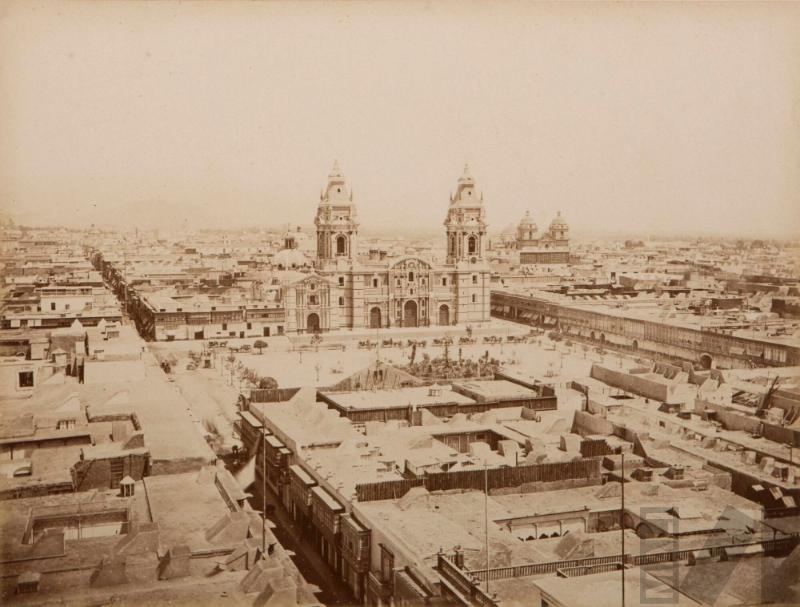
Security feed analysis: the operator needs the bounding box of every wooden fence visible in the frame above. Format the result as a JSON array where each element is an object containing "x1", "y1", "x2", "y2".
[
  {"x1": 355, "y1": 459, "x2": 601, "y2": 502},
  {"x1": 466, "y1": 535, "x2": 798, "y2": 582},
  {"x1": 437, "y1": 554, "x2": 497, "y2": 607},
  {"x1": 557, "y1": 562, "x2": 624, "y2": 577},
  {"x1": 249, "y1": 387, "x2": 301, "y2": 403}
]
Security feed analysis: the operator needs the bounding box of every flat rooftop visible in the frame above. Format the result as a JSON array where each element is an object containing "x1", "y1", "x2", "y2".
[
  {"x1": 321, "y1": 385, "x2": 475, "y2": 410},
  {"x1": 452, "y1": 379, "x2": 541, "y2": 401},
  {"x1": 531, "y1": 568, "x2": 701, "y2": 607},
  {"x1": 0, "y1": 363, "x2": 214, "y2": 468}
]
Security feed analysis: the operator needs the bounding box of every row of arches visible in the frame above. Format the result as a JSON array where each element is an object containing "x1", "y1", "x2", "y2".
[
  {"x1": 317, "y1": 233, "x2": 350, "y2": 258},
  {"x1": 367, "y1": 302, "x2": 450, "y2": 328},
  {"x1": 306, "y1": 303, "x2": 455, "y2": 332},
  {"x1": 447, "y1": 233, "x2": 481, "y2": 258}
]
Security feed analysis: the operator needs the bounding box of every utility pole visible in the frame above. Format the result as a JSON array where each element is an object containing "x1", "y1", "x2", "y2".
[
  {"x1": 262, "y1": 419, "x2": 267, "y2": 556},
  {"x1": 621, "y1": 452, "x2": 626, "y2": 607},
  {"x1": 484, "y1": 462, "x2": 490, "y2": 595}
]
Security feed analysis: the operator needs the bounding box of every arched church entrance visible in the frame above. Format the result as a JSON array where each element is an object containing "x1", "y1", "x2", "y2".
[
  {"x1": 438, "y1": 304, "x2": 450, "y2": 326},
  {"x1": 307, "y1": 313, "x2": 321, "y2": 333},
  {"x1": 403, "y1": 300, "x2": 418, "y2": 328},
  {"x1": 369, "y1": 307, "x2": 382, "y2": 329}
]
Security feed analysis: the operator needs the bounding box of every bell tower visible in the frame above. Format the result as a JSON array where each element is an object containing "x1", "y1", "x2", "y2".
[
  {"x1": 314, "y1": 161, "x2": 359, "y2": 267},
  {"x1": 444, "y1": 164, "x2": 487, "y2": 264}
]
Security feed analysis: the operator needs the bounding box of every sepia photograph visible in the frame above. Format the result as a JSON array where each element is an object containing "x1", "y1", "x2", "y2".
[{"x1": 0, "y1": 1, "x2": 799, "y2": 606}]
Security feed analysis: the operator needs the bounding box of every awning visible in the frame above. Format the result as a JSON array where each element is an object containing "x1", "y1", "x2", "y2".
[
  {"x1": 561, "y1": 519, "x2": 585, "y2": 535},
  {"x1": 513, "y1": 527, "x2": 537, "y2": 541},
  {"x1": 535, "y1": 521, "x2": 562, "y2": 538}
]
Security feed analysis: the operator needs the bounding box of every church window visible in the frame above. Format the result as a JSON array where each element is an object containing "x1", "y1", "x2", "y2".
[
  {"x1": 408, "y1": 271, "x2": 414, "y2": 282},
  {"x1": 372, "y1": 278, "x2": 378, "y2": 288},
  {"x1": 442, "y1": 277, "x2": 447, "y2": 287},
  {"x1": 310, "y1": 283, "x2": 316, "y2": 291},
  {"x1": 336, "y1": 236, "x2": 347, "y2": 255},
  {"x1": 468, "y1": 236, "x2": 477, "y2": 254},
  {"x1": 309, "y1": 294, "x2": 318, "y2": 305},
  {"x1": 472, "y1": 274, "x2": 478, "y2": 284},
  {"x1": 396, "y1": 279, "x2": 401, "y2": 287},
  {"x1": 472, "y1": 294, "x2": 477, "y2": 303},
  {"x1": 339, "y1": 296, "x2": 344, "y2": 306},
  {"x1": 338, "y1": 276, "x2": 344, "y2": 286}
]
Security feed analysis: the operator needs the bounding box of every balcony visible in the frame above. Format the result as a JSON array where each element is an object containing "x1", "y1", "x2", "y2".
[{"x1": 367, "y1": 571, "x2": 392, "y2": 603}]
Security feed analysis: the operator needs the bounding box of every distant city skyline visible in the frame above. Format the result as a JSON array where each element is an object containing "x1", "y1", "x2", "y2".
[{"x1": 2, "y1": 1, "x2": 799, "y2": 237}]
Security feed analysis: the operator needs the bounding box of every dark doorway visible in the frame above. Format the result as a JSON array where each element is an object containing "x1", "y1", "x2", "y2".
[
  {"x1": 263, "y1": 327, "x2": 270, "y2": 337},
  {"x1": 438, "y1": 304, "x2": 450, "y2": 326},
  {"x1": 307, "y1": 313, "x2": 321, "y2": 333},
  {"x1": 369, "y1": 307, "x2": 381, "y2": 329},
  {"x1": 403, "y1": 300, "x2": 418, "y2": 328}
]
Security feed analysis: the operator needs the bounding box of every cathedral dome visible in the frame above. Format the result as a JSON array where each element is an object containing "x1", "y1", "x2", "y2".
[
  {"x1": 273, "y1": 247, "x2": 309, "y2": 270},
  {"x1": 518, "y1": 211, "x2": 538, "y2": 232},
  {"x1": 549, "y1": 211, "x2": 569, "y2": 231}
]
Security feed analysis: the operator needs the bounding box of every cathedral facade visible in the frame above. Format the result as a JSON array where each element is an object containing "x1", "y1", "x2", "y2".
[
  {"x1": 515, "y1": 210, "x2": 570, "y2": 265},
  {"x1": 282, "y1": 163, "x2": 491, "y2": 333}
]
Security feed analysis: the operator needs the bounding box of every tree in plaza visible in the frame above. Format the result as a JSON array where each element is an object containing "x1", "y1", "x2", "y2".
[
  {"x1": 253, "y1": 339, "x2": 268, "y2": 354},
  {"x1": 257, "y1": 376, "x2": 278, "y2": 390}
]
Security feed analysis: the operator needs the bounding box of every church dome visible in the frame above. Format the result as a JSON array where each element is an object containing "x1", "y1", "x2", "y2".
[
  {"x1": 273, "y1": 247, "x2": 309, "y2": 269},
  {"x1": 518, "y1": 211, "x2": 538, "y2": 232},
  {"x1": 457, "y1": 163, "x2": 475, "y2": 186},
  {"x1": 549, "y1": 211, "x2": 569, "y2": 231}
]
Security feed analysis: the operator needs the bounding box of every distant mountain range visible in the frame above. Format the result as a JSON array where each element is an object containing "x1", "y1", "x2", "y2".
[{"x1": 5, "y1": 200, "x2": 798, "y2": 242}]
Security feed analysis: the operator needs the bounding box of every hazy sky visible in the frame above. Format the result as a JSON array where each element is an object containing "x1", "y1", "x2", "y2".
[{"x1": 1, "y1": 1, "x2": 799, "y2": 237}]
